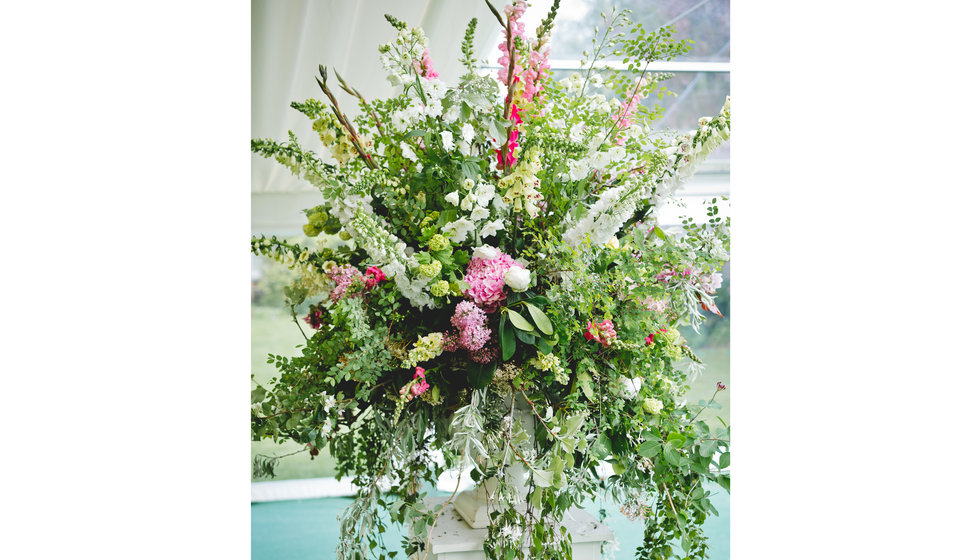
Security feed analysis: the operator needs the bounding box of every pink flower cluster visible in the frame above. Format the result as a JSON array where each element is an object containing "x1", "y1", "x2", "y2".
[
  {"x1": 401, "y1": 367, "x2": 430, "y2": 401},
  {"x1": 584, "y1": 319, "x2": 617, "y2": 348},
  {"x1": 443, "y1": 301, "x2": 496, "y2": 364},
  {"x1": 324, "y1": 264, "x2": 387, "y2": 302},
  {"x1": 496, "y1": 1, "x2": 528, "y2": 85},
  {"x1": 412, "y1": 48, "x2": 439, "y2": 79},
  {"x1": 325, "y1": 264, "x2": 363, "y2": 302},
  {"x1": 496, "y1": 104, "x2": 523, "y2": 169},
  {"x1": 463, "y1": 250, "x2": 522, "y2": 310}
]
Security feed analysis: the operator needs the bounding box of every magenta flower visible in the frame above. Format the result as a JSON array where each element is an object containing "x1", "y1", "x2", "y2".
[
  {"x1": 716, "y1": 382, "x2": 726, "y2": 391},
  {"x1": 364, "y1": 266, "x2": 387, "y2": 289}
]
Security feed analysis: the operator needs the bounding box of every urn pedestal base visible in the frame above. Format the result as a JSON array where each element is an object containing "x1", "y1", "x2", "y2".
[{"x1": 410, "y1": 496, "x2": 613, "y2": 560}]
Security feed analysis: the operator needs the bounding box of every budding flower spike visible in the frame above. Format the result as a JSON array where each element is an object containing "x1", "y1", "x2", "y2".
[{"x1": 250, "y1": 1, "x2": 730, "y2": 556}]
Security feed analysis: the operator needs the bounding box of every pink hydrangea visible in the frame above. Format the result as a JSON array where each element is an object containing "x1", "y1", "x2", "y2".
[
  {"x1": 584, "y1": 319, "x2": 617, "y2": 348},
  {"x1": 463, "y1": 248, "x2": 522, "y2": 310}
]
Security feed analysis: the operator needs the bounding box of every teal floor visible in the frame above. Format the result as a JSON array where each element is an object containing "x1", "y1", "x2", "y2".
[{"x1": 252, "y1": 482, "x2": 729, "y2": 559}]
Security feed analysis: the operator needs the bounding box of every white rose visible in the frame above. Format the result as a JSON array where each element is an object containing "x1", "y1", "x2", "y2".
[
  {"x1": 472, "y1": 245, "x2": 502, "y2": 261},
  {"x1": 503, "y1": 265, "x2": 531, "y2": 292}
]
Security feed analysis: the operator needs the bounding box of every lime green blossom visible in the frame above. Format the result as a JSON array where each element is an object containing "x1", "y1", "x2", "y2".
[
  {"x1": 404, "y1": 332, "x2": 444, "y2": 367},
  {"x1": 429, "y1": 280, "x2": 450, "y2": 297},
  {"x1": 529, "y1": 351, "x2": 568, "y2": 384},
  {"x1": 418, "y1": 260, "x2": 442, "y2": 279},
  {"x1": 643, "y1": 398, "x2": 664, "y2": 415},
  {"x1": 428, "y1": 234, "x2": 450, "y2": 252}
]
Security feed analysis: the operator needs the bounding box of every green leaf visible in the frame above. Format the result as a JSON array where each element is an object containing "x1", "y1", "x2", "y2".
[
  {"x1": 500, "y1": 315, "x2": 516, "y2": 361},
  {"x1": 575, "y1": 369, "x2": 594, "y2": 401},
  {"x1": 529, "y1": 466, "x2": 554, "y2": 488},
  {"x1": 663, "y1": 445, "x2": 681, "y2": 466},
  {"x1": 466, "y1": 360, "x2": 496, "y2": 389},
  {"x1": 592, "y1": 434, "x2": 612, "y2": 458},
  {"x1": 717, "y1": 474, "x2": 730, "y2": 492},
  {"x1": 536, "y1": 336, "x2": 554, "y2": 354},
  {"x1": 666, "y1": 432, "x2": 685, "y2": 449},
  {"x1": 404, "y1": 129, "x2": 426, "y2": 138},
  {"x1": 719, "y1": 452, "x2": 730, "y2": 469},
  {"x1": 251, "y1": 385, "x2": 267, "y2": 403},
  {"x1": 515, "y1": 328, "x2": 537, "y2": 345},
  {"x1": 637, "y1": 441, "x2": 659, "y2": 458},
  {"x1": 524, "y1": 303, "x2": 554, "y2": 335},
  {"x1": 506, "y1": 309, "x2": 535, "y2": 332}
]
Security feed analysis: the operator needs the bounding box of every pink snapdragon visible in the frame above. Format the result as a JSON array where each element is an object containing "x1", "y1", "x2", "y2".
[
  {"x1": 584, "y1": 319, "x2": 617, "y2": 348},
  {"x1": 463, "y1": 247, "x2": 523, "y2": 310},
  {"x1": 410, "y1": 367, "x2": 430, "y2": 397}
]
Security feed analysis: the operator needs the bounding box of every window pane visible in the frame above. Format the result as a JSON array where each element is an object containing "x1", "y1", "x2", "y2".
[{"x1": 548, "y1": 0, "x2": 730, "y2": 63}]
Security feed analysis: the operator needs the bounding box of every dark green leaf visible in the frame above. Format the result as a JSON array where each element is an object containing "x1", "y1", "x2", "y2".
[
  {"x1": 466, "y1": 360, "x2": 496, "y2": 389},
  {"x1": 719, "y1": 452, "x2": 730, "y2": 469},
  {"x1": 637, "y1": 441, "x2": 659, "y2": 458},
  {"x1": 500, "y1": 315, "x2": 516, "y2": 360}
]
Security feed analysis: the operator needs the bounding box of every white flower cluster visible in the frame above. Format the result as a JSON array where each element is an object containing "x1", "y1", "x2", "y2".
[
  {"x1": 344, "y1": 209, "x2": 434, "y2": 308},
  {"x1": 562, "y1": 175, "x2": 646, "y2": 247},
  {"x1": 655, "y1": 99, "x2": 732, "y2": 203},
  {"x1": 378, "y1": 27, "x2": 428, "y2": 87},
  {"x1": 442, "y1": 178, "x2": 503, "y2": 243}
]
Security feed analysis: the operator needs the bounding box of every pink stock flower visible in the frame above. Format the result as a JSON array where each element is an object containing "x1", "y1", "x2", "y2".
[
  {"x1": 325, "y1": 264, "x2": 364, "y2": 302},
  {"x1": 463, "y1": 250, "x2": 522, "y2": 310},
  {"x1": 413, "y1": 48, "x2": 439, "y2": 79},
  {"x1": 585, "y1": 319, "x2": 617, "y2": 348}
]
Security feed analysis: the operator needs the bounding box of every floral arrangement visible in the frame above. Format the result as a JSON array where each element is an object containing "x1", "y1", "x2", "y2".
[{"x1": 251, "y1": 2, "x2": 730, "y2": 559}]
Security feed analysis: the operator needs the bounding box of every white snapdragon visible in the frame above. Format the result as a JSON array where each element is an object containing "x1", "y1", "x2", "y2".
[
  {"x1": 439, "y1": 131, "x2": 454, "y2": 151},
  {"x1": 503, "y1": 266, "x2": 531, "y2": 292}
]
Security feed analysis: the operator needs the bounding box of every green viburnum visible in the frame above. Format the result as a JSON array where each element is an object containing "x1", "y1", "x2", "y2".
[
  {"x1": 429, "y1": 280, "x2": 450, "y2": 297},
  {"x1": 428, "y1": 233, "x2": 450, "y2": 252}
]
